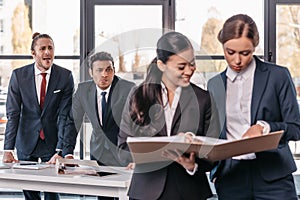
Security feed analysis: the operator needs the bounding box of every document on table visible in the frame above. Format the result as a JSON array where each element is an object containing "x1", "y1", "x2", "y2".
[
  {"x1": 12, "y1": 162, "x2": 51, "y2": 170},
  {"x1": 127, "y1": 130, "x2": 284, "y2": 163},
  {"x1": 0, "y1": 162, "x2": 11, "y2": 169}
]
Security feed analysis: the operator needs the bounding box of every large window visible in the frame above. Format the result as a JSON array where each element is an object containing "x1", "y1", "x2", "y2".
[
  {"x1": 0, "y1": 0, "x2": 80, "y2": 84},
  {"x1": 0, "y1": 0, "x2": 80, "y2": 157},
  {"x1": 175, "y1": 0, "x2": 264, "y2": 87},
  {"x1": 80, "y1": 0, "x2": 169, "y2": 159},
  {"x1": 270, "y1": 0, "x2": 300, "y2": 157},
  {"x1": 0, "y1": 0, "x2": 299, "y2": 160},
  {"x1": 276, "y1": 4, "x2": 300, "y2": 97},
  {"x1": 175, "y1": 0, "x2": 264, "y2": 56},
  {"x1": 94, "y1": 5, "x2": 163, "y2": 79}
]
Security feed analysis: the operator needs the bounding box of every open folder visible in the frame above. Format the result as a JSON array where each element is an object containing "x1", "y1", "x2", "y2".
[
  {"x1": 56, "y1": 158, "x2": 100, "y2": 175},
  {"x1": 55, "y1": 158, "x2": 118, "y2": 177},
  {"x1": 127, "y1": 130, "x2": 284, "y2": 163}
]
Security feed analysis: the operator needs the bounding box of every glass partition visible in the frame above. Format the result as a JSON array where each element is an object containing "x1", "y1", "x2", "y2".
[
  {"x1": 276, "y1": 4, "x2": 300, "y2": 157},
  {"x1": 175, "y1": 0, "x2": 264, "y2": 86}
]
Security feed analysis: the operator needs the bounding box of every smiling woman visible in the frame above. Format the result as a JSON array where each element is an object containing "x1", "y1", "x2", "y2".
[{"x1": 118, "y1": 31, "x2": 215, "y2": 200}]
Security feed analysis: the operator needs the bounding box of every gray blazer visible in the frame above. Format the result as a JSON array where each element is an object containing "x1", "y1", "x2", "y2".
[{"x1": 72, "y1": 76, "x2": 135, "y2": 166}]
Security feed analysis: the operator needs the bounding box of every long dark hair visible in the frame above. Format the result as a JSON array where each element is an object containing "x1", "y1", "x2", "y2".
[{"x1": 130, "y1": 31, "x2": 193, "y2": 125}]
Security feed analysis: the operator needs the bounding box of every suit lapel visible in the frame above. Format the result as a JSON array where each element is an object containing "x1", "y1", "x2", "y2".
[
  {"x1": 216, "y1": 72, "x2": 228, "y2": 139},
  {"x1": 251, "y1": 56, "x2": 270, "y2": 124},
  {"x1": 220, "y1": 71, "x2": 227, "y2": 88},
  {"x1": 42, "y1": 64, "x2": 59, "y2": 114},
  {"x1": 171, "y1": 86, "x2": 194, "y2": 135},
  {"x1": 102, "y1": 76, "x2": 119, "y2": 126},
  {"x1": 27, "y1": 64, "x2": 41, "y2": 112},
  {"x1": 87, "y1": 83, "x2": 101, "y2": 126}
]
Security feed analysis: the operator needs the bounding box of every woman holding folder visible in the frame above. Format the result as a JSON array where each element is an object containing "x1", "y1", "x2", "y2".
[
  {"x1": 118, "y1": 31, "x2": 215, "y2": 200},
  {"x1": 208, "y1": 14, "x2": 300, "y2": 200}
]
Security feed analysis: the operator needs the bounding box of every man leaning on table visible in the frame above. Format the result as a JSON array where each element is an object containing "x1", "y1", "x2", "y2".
[
  {"x1": 2, "y1": 32, "x2": 75, "y2": 200},
  {"x1": 70, "y1": 51, "x2": 135, "y2": 200}
]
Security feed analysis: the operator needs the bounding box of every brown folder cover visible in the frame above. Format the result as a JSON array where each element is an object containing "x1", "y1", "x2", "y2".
[{"x1": 127, "y1": 130, "x2": 284, "y2": 163}]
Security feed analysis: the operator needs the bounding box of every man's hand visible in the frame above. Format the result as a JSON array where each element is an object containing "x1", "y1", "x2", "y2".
[
  {"x1": 2, "y1": 152, "x2": 18, "y2": 163},
  {"x1": 46, "y1": 153, "x2": 62, "y2": 164}
]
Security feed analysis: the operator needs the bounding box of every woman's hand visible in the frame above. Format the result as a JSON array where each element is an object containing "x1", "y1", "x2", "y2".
[
  {"x1": 126, "y1": 162, "x2": 135, "y2": 170},
  {"x1": 64, "y1": 155, "x2": 74, "y2": 159},
  {"x1": 242, "y1": 124, "x2": 264, "y2": 138},
  {"x1": 162, "y1": 149, "x2": 196, "y2": 171}
]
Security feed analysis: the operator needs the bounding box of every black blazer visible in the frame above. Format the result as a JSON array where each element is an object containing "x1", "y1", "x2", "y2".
[
  {"x1": 208, "y1": 56, "x2": 300, "y2": 181},
  {"x1": 72, "y1": 76, "x2": 135, "y2": 166},
  {"x1": 118, "y1": 83, "x2": 214, "y2": 200},
  {"x1": 4, "y1": 63, "x2": 75, "y2": 156}
]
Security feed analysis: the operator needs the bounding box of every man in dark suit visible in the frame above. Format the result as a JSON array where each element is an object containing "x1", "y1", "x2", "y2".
[
  {"x1": 71, "y1": 51, "x2": 134, "y2": 172},
  {"x1": 2, "y1": 33, "x2": 75, "y2": 200},
  {"x1": 208, "y1": 14, "x2": 300, "y2": 200}
]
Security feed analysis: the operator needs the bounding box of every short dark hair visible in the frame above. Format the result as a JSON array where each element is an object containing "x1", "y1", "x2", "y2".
[{"x1": 88, "y1": 51, "x2": 114, "y2": 69}]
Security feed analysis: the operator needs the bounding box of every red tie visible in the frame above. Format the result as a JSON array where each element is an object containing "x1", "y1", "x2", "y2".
[{"x1": 39, "y1": 73, "x2": 47, "y2": 140}]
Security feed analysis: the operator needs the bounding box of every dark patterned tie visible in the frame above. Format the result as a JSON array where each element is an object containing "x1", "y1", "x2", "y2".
[{"x1": 101, "y1": 91, "x2": 107, "y2": 121}]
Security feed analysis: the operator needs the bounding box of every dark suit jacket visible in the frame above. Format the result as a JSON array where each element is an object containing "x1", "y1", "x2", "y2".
[
  {"x1": 208, "y1": 56, "x2": 300, "y2": 181},
  {"x1": 4, "y1": 63, "x2": 75, "y2": 156},
  {"x1": 118, "y1": 83, "x2": 213, "y2": 200},
  {"x1": 72, "y1": 76, "x2": 135, "y2": 166}
]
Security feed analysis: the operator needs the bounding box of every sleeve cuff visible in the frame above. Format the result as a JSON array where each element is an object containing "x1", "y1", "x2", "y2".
[
  {"x1": 257, "y1": 120, "x2": 271, "y2": 135},
  {"x1": 186, "y1": 163, "x2": 198, "y2": 176},
  {"x1": 3, "y1": 150, "x2": 14, "y2": 152}
]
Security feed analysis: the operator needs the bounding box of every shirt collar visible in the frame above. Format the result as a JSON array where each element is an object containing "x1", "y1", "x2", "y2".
[
  {"x1": 34, "y1": 63, "x2": 52, "y2": 76},
  {"x1": 161, "y1": 81, "x2": 182, "y2": 96},
  {"x1": 96, "y1": 84, "x2": 112, "y2": 96},
  {"x1": 226, "y1": 58, "x2": 256, "y2": 81}
]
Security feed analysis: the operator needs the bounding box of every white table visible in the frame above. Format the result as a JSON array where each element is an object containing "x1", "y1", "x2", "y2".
[{"x1": 0, "y1": 165, "x2": 132, "y2": 200}]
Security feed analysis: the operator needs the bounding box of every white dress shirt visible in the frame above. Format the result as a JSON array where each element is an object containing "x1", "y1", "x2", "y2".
[
  {"x1": 34, "y1": 65, "x2": 51, "y2": 105},
  {"x1": 161, "y1": 82, "x2": 198, "y2": 175},
  {"x1": 226, "y1": 59, "x2": 256, "y2": 159},
  {"x1": 96, "y1": 85, "x2": 111, "y2": 125},
  {"x1": 161, "y1": 82, "x2": 181, "y2": 136}
]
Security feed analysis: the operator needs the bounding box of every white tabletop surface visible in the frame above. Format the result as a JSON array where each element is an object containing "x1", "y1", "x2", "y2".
[{"x1": 0, "y1": 164, "x2": 132, "y2": 199}]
